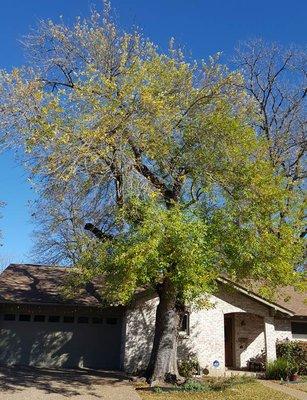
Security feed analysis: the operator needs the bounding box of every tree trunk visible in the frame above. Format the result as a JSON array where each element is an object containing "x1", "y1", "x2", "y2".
[{"x1": 146, "y1": 277, "x2": 181, "y2": 384}]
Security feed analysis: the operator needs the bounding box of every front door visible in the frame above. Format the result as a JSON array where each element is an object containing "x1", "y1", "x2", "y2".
[{"x1": 224, "y1": 315, "x2": 234, "y2": 367}]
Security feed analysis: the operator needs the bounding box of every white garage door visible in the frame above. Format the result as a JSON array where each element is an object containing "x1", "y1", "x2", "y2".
[{"x1": 0, "y1": 312, "x2": 122, "y2": 369}]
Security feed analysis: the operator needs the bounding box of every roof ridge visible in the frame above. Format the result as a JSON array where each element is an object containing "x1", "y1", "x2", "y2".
[{"x1": 9, "y1": 263, "x2": 70, "y2": 270}]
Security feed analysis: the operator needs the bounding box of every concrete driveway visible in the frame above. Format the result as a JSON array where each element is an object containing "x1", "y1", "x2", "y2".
[{"x1": 0, "y1": 366, "x2": 141, "y2": 399}]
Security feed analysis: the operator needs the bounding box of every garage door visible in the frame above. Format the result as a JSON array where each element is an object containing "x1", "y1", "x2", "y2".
[{"x1": 0, "y1": 312, "x2": 122, "y2": 369}]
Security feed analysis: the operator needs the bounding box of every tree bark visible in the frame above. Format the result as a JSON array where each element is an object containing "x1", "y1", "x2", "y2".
[{"x1": 146, "y1": 277, "x2": 181, "y2": 384}]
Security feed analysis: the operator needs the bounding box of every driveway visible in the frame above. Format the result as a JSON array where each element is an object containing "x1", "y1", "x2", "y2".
[{"x1": 0, "y1": 366, "x2": 141, "y2": 399}]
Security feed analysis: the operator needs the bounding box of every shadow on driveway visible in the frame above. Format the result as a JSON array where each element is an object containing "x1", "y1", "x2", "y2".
[{"x1": 0, "y1": 366, "x2": 131, "y2": 398}]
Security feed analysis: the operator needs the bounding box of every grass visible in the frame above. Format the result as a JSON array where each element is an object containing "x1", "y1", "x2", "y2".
[{"x1": 137, "y1": 380, "x2": 296, "y2": 400}]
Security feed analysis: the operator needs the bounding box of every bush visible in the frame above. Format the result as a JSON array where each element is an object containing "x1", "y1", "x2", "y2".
[
  {"x1": 248, "y1": 349, "x2": 266, "y2": 371},
  {"x1": 178, "y1": 357, "x2": 200, "y2": 378},
  {"x1": 151, "y1": 376, "x2": 256, "y2": 394},
  {"x1": 153, "y1": 387, "x2": 163, "y2": 394},
  {"x1": 266, "y1": 358, "x2": 298, "y2": 380},
  {"x1": 179, "y1": 379, "x2": 208, "y2": 392},
  {"x1": 276, "y1": 340, "x2": 307, "y2": 375},
  {"x1": 178, "y1": 376, "x2": 255, "y2": 392}
]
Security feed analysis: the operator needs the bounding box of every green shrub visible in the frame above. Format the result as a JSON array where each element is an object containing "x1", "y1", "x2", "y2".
[
  {"x1": 151, "y1": 376, "x2": 256, "y2": 394},
  {"x1": 153, "y1": 387, "x2": 163, "y2": 393},
  {"x1": 178, "y1": 357, "x2": 200, "y2": 378},
  {"x1": 266, "y1": 358, "x2": 298, "y2": 380},
  {"x1": 178, "y1": 376, "x2": 255, "y2": 393},
  {"x1": 179, "y1": 379, "x2": 208, "y2": 392},
  {"x1": 276, "y1": 340, "x2": 307, "y2": 375}
]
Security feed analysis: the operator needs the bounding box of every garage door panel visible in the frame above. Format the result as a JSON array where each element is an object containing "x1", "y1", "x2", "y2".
[
  {"x1": 0, "y1": 326, "x2": 22, "y2": 366},
  {"x1": 0, "y1": 314, "x2": 122, "y2": 369}
]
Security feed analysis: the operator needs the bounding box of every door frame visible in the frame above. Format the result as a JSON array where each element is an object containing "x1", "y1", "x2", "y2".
[{"x1": 224, "y1": 314, "x2": 235, "y2": 368}]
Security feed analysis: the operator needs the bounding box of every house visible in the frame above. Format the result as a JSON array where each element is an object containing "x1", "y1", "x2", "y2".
[{"x1": 0, "y1": 263, "x2": 305, "y2": 375}]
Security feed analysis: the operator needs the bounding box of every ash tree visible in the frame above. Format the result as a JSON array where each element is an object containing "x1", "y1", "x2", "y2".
[
  {"x1": 0, "y1": 5, "x2": 305, "y2": 383},
  {"x1": 30, "y1": 179, "x2": 115, "y2": 265},
  {"x1": 235, "y1": 39, "x2": 306, "y2": 241}
]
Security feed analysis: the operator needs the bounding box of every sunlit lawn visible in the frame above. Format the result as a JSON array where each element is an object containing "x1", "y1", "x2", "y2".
[{"x1": 137, "y1": 381, "x2": 296, "y2": 400}]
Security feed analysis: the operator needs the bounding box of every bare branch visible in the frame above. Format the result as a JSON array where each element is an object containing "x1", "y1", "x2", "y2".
[{"x1": 84, "y1": 223, "x2": 113, "y2": 241}]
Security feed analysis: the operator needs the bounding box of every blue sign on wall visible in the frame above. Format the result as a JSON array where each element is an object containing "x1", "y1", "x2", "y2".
[{"x1": 213, "y1": 360, "x2": 220, "y2": 368}]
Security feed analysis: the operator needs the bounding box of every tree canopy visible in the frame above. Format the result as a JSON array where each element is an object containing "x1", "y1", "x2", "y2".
[{"x1": 0, "y1": 8, "x2": 304, "y2": 296}]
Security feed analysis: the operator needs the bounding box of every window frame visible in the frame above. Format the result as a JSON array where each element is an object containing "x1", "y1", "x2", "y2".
[
  {"x1": 179, "y1": 312, "x2": 190, "y2": 336},
  {"x1": 4, "y1": 314, "x2": 16, "y2": 321},
  {"x1": 77, "y1": 316, "x2": 89, "y2": 324},
  {"x1": 19, "y1": 314, "x2": 31, "y2": 322},
  {"x1": 48, "y1": 315, "x2": 61, "y2": 323},
  {"x1": 92, "y1": 316, "x2": 103, "y2": 324},
  {"x1": 291, "y1": 321, "x2": 307, "y2": 340},
  {"x1": 63, "y1": 315, "x2": 75, "y2": 323},
  {"x1": 34, "y1": 315, "x2": 46, "y2": 322}
]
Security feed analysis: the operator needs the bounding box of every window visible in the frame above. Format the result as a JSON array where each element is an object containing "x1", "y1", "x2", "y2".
[
  {"x1": 48, "y1": 315, "x2": 60, "y2": 323},
  {"x1": 92, "y1": 317, "x2": 103, "y2": 324},
  {"x1": 63, "y1": 316, "x2": 74, "y2": 323},
  {"x1": 34, "y1": 315, "x2": 45, "y2": 322},
  {"x1": 19, "y1": 314, "x2": 31, "y2": 322},
  {"x1": 179, "y1": 313, "x2": 190, "y2": 335},
  {"x1": 292, "y1": 322, "x2": 307, "y2": 339},
  {"x1": 78, "y1": 316, "x2": 89, "y2": 324},
  {"x1": 4, "y1": 314, "x2": 15, "y2": 321},
  {"x1": 106, "y1": 317, "x2": 118, "y2": 325}
]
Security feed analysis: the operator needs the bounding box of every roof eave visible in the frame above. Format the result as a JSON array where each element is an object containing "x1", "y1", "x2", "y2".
[
  {"x1": 0, "y1": 299, "x2": 101, "y2": 308},
  {"x1": 217, "y1": 277, "x2": 296, "y2": 317}
]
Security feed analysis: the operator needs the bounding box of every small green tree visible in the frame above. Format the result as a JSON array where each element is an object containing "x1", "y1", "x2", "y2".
[{"x1": 0, "y1": 4, "x2": 304, "y2": 383}]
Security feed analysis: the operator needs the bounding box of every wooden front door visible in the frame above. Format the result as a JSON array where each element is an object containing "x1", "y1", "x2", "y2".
[{"x1": 224, "y1": 315, "x2": 234, "y2": 367}]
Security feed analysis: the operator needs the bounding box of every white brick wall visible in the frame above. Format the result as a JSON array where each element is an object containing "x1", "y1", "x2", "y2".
[
  {"x1": 178, "y1": 303, "x2": 225, "y2": 375},
  {"x1": 233, "y1": 313, "x2": 265, "y2": 368},
  {"x1": 187, "y1": 285, "x2": 273, "y2": 374},
  {"x1": 123, "y1": 284, "x2": 287, "y2": 374},
  {"x1": 123, "y1": 295, "x2": 158, "y2": 372}
]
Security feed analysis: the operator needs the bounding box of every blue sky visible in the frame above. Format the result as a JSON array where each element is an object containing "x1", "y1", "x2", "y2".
[{"x1": 0, "y1": 0, "x2": 306, "y2": 265}]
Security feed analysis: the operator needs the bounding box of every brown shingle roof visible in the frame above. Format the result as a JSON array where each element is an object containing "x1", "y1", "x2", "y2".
[
  {"x1": 0, "y1": 264, "x2": 102, "y2": 307},
  {"x1": 219, "y1": 276, "x2": 307, "y2": 317},
  {"x1": 0, "y1": 264, "x2": 306, "y2": 316},
  {"x1": 273, "y1": 286, "x2": 307, "y2": 317}
]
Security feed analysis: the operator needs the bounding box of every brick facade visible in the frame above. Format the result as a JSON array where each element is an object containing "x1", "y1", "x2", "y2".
[
  {"x1": 123, "y1": 283, "x2": 291, "y2": 375},
  {"x1": 233, "y1": 313, "x2": 264, "y2": 368},
  {"x1": 123, "y1": 295, "x2": 158, "y2": 372}
]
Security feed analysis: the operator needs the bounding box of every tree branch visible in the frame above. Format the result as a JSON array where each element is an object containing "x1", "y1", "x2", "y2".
[
  {"x1": 128, "y1": 139, "x2": 168, "y2": 193},
  {"x1": 84, "y1": 223, "x2": 113, "y2": 241}
]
